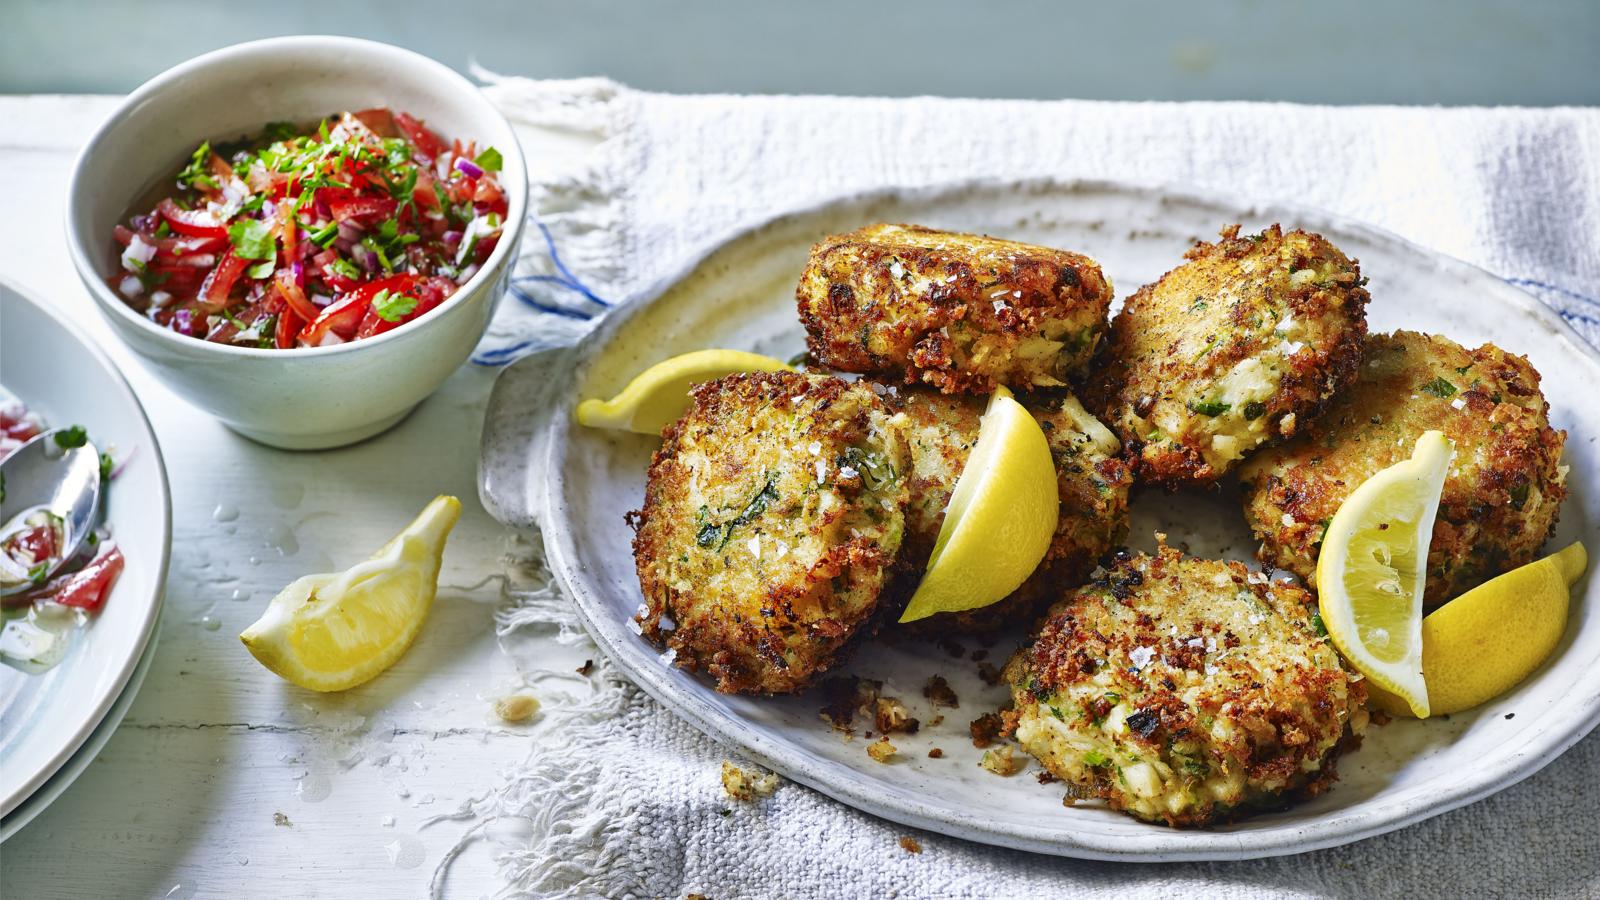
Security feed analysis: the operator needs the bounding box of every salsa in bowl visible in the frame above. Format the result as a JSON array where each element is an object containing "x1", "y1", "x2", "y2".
[
  {"x1": 67, "y1": 36, "x2": 527, "y2": 449},
  {"x1": 111, "y1": 108, "x2": 508, "y2": 350}
]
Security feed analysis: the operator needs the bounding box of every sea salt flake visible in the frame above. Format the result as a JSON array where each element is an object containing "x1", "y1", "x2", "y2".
[{"x1": 1129, "y1": 646, "x2": 1155, "y2": 670}]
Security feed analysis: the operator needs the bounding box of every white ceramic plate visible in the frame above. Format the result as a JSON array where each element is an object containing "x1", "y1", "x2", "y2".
[
  {"x1": 0, "y1": 278, "x2": 171, "y2": 820},
  {"x1": 0, "y1": 611, "x2": 161, "y2": 842},
  {"x1": 480, "y1": 180, "x2": 1600, "y2": 861}
]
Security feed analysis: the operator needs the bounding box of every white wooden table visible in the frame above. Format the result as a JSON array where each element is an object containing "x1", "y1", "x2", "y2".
[{"x1": 0, "y1": 96, "x2": 591, "y2": 899}]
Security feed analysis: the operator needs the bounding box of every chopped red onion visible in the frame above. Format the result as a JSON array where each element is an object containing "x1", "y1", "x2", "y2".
[
  {"x1": 453, "y1": 158, "x2": 484, "y2": 179},
  {"x1": 336, "y1": 222, "x2": 364, "y2": 243}
]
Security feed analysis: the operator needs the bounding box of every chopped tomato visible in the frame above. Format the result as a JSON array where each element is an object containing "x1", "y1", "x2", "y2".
[
  {"x1": 13, "y1": 524, "x2": 58, "y2": 563},
  {"x1": 354, "y1": 276, "x2": 454, "y2": 339},
  {"x1": 39, "y1": 545, "x2": 124, "y2": 612},
  {"x1": 157, "y1": 198, "x2": 228, "y2": 238},
  {"x1": 112, "y1": 109, "x2": 504, "y2": 349},
  {"x1": 352, "y1": 108, "x2": 399, "y2": 138},
  {"x1": 274, "y1": 270, "x2": 320, "y2": 322},
  {"x1": 394, "y1": 112, "x2": 447, "y2": 161},
  {"x1": 114, "y1": 225, "x2": 228, "y2": 259},
  {"x1": 275, "y1": 307, "x2": 305, "y2": 349},
  {"x1": 196, "y1": 249, "x2": 248, "y2": 310},
  {"x1": 328, "y1": 195, "x2": 398, "y2": 223},
  {"x1": 473, "y1": 178, "x2": 507, "y2": 216},
  {"x1": 304, "y1": 274, "x2": 422, "y2": 344}
]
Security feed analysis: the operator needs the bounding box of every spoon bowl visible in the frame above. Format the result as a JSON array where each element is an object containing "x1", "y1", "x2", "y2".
[{"x1": 0, "y1": 430, "x2": 102, "y2": 595}]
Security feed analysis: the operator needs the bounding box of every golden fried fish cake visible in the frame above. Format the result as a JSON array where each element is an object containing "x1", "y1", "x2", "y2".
[
  {"x1": 797, "y1": 224, "x2": 1114, "y2": 394},
  {"x1": 1003, "y1": 542, "x2": 1367, "y2": 827},
  {"x1": 890, "y1": 387, "x2": 1133, "y2": 634},
  {"x1": 630, "y1": 372, "x2": 910, "y2": 694},
  {"x1": 1240, "y1": 331, "x2": 1568, "y2": 606},
  {"x1": 1087, "y1": 225, "x2": 1370, "y2": 487}
]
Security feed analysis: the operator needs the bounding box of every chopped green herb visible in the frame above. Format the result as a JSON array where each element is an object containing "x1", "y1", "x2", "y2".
[
  {"x1": 837, "y1": 446, "x2": 896, "y2": 491},
  {"x1": 1313, "y1": 518, "x2": 1332, "y2": 550},
  {"x1": 1421, "y1": 377, "x2": 1457, "y2": 399},
  {"x1": 153, "y1": 220, "x2": 173, "y2": 238},
  {"x1": 473, "y1": 147, "x2": 504, "y2": 172},
  {"x1": 307, "y1": 221, "x2": 340, "y2": 248},
  {"x1": 1311, "y1": 611, "x2": 1328, "y2": 638},
  {"x1": 1083, "y1": 750, "x2": 1109, "y2": 767},
  {"x1": 1242, "y1": 401, "x2": 1267, "y2": 420},
  {"x1": 696, "y1": 476, "x2": 781, "y2": 550},
  {"x1": 329, "y1": 257, "x2": 361, "y2": 281},
  {"x1": 228, "y1": 218, "x2": 277, "y2": 261},
  {"x1": 1186, "y1": 398, "x2": 1231, "y2": 417},
  {"x1": 176, "y1": 141, "x2": 219, "y2": 191},
  {"x1": 1509, "y1": 483, "x2": 1530, "y2": 509},
  {"x1": 100, "y1": 452, "x2": 114, "y2": 481},
  {"x1": 54, "y1": 425, "x2": 88, "y2": 449},
  {"x1": 27, "y1": 562, "x2": 49, "y2": 585},
  {"x1": 370, "y1": 289, "x2": 419, "y2": 323},
  {"x1": 246, "y1": 260, "x2": 276, "y2": 279},
  {"x1": 1181, "y1": 757, "x2": 1210, "y2": 777},
  {"x1": 262, "y1": 121, "x2": 299, "y2": 142}
]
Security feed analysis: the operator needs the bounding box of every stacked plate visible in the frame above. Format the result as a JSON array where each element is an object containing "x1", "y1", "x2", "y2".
[{"x1": 0, "y1": 278, "x2": 170, "y2": 840}]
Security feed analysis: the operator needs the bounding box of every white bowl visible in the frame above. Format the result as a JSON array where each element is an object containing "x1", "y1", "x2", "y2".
[{"x1": 64, "y1": 36, "x2": 527, "y2": 450}]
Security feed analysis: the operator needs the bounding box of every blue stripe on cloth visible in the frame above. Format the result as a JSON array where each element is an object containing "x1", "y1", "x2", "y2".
[
  {"x1": 1502, "y1": 277, "x2": 1600, "y2": 335},
  {"x1": 472, "y1": 215, "x2": 611, "y2": 366}
]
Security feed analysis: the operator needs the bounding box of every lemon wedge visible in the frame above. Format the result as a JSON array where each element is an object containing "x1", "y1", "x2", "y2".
[
  {"x1": 1316, "y1": 430, "x2": 1453, "y2": 718},
  {"x1": 899, "y1": 386, "x2": 1059, "y2": 623},
  {"x1": 1370, "y1": 541, "x2": 1586, "y2": 717},
  {"x1": 575, "y1": 349, "x2": 795, "y2": 435},
  {"x1": 240, "y1": 495, "x2": 461, "y2": 692}
]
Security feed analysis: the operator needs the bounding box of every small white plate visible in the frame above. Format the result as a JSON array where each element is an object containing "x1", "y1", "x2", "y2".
[
  {"x1": 480, "y1": 179, "x2": 1600, "y2": 861},
  {"x1": 0, "y1": 278, "x2": 171, "y2": 821}
]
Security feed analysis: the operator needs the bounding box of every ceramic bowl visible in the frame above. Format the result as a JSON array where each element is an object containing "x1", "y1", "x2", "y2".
[{"x1": 64, "y1": 36, "x2": 526, "y2": 450}]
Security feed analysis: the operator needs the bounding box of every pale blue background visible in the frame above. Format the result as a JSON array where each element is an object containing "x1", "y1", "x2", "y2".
[{"x1": 4, "y1": 0, "x2": 1597, "y2": 104}]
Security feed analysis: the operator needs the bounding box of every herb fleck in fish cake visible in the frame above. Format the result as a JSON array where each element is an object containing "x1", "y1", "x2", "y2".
[
  {"x1": 891, "y1": 387, "x2": 1133, "y2": 633},
  {"x1": 631, "y1": 372, "x2": 910, "y2": 694},
  {"x1": 1088, "y1": 225, "x2": 1370, "y2": 487},
  {"x1": 1003, "y1": 542, "x2": 1367, "y2": 827},
  {"x1": 797, "y1": 224, "x2": 1114, "y2": 394},
  {"x1": 1241, "y1": 331, "x2": 1567, "y2": 606}
]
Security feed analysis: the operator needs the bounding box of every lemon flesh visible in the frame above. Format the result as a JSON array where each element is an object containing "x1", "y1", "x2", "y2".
[
  {"x1": 240, "y1": 495, "x2": 461, "y2": 692},
  {"x1": 1316, "y1": 430, "x2": 1452, "y2": 718},
  {"x1": 899, "y1": 387, "x2": 1059, "y2": 623},
  {"x1": 575, "y1": 349, "x2": 795, "y2": 435},
  {"x1": 1371, "y1": 541, "x2": 1586, "y2": 717}
]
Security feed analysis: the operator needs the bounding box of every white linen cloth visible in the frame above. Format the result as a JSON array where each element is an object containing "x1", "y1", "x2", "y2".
[{"x1": 449, "y1": 78, "x2": 1600, "y2": 899}]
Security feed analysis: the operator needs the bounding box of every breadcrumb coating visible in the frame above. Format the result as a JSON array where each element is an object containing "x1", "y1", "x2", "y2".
[
  {"x1": 1088, "y1": 225, "x2": 1370, "y2": 487},
  {"x1": 1240, "y1": 330, "x2": 1568, "y2": 606},
  {"x1": 631, "y1": 372, "x2": 910, "y2": 693},
  {"x1": 1003, "y1": 541, "x2": 1367, "y2": 826},
  {"x1": 798, "y1": 224, "x2": 1114, "y2": 393}
]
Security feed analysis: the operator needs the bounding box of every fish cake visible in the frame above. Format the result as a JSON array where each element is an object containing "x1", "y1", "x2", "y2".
[
  {"x1": 631, "y1": 372, "x2": 911, "y2": 694},
  {"x1": 797, "y1": 224, "x2": 1114, "y2": 394},
  {"x1": 1240, "y1": 331, "x2": 1568, "y2": 606},
  {"x1": 1088, "y1": 225, "x2": 1370, "y2": 487},
  {"x1": 1003, "y1": 542, "x2": 1367, "y2": 827},
  {"x1": 891, "y1": 387, "x2": 1133, "y2": 633}
]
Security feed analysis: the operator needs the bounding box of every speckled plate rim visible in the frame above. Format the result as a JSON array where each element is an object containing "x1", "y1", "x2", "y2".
[{"x1": 484, "y1": 177, "x2": 1600, "y2": 862}]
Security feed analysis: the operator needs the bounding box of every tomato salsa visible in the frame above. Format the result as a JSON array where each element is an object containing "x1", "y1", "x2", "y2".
[{"x1": 110, "y1": 108, "x2": 508, "y2": 349}]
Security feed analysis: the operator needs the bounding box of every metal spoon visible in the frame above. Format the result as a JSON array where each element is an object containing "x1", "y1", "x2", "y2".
[{"x1": 0, "y1": 429, "x2": 102, "y2": 596}]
